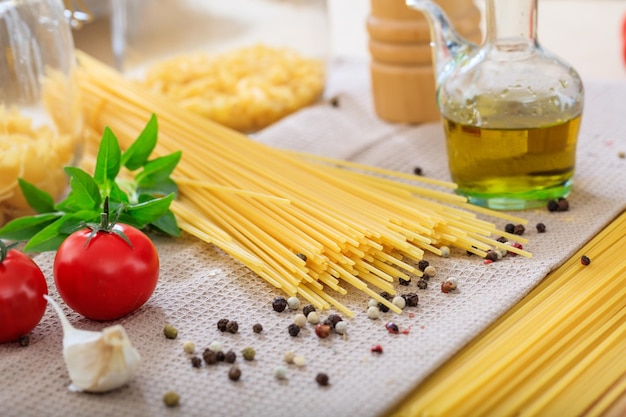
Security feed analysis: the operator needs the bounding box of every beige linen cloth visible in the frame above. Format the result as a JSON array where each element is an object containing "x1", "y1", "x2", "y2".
[{"x1": 1, "y1": 60, "x2": 625, "y2": 417}]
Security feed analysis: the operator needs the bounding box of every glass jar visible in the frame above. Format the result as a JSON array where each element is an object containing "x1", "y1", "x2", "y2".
[{"x1": 0, "y1": 0, "x2": 83, "y2": 224}]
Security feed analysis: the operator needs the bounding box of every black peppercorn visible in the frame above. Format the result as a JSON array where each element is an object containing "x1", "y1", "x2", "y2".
[
  {"x1": 380, "y1": 291, "x2": 392, "y2": 300},
  {"x1": 316, "y1": 372, "x2": 330, "y2": 386},
  {"x1": 326, "y1": 314, "x2": 343, "y2": 329},
  {"x1": 402, "y1": 292, "x2": 419, "y2": 307},
  {"x1": 224, "y1": 350, "x2": 236, "y2": 363},
  {"x1": 217, "y1": 318, "x2": 229, "y2": 332},
  {"x1": 302, "y1": 304, "x2": 316, "y2": 317},
  {"x1": 377, "y1": 302, "x2": 390, "y2": 313},
  {"x1": 398, "y1": 277, "x2": 411, "y2": 286},
  {"x1": 581, "y1": 255, "x2": 591, "y2": 266},
  {"x1": 216, "y1": 351, "x2": 225, "y2": 361},
  {"x1": 252, "y1": 323, "x2": 263, "y2": 333},
  {"x1": 504, "y1": 223, "x2": 515, "y2": 234},
  {"x1": 226, "y1": 320, "x2": 239, "y2": 334},
  {"x1": 288, "y1": 323, "x2": 301, "y2": 337},
  {"x1": 191, "y1": 356, "x2": 202, "y2": 368},
  {"x1": 547, "y1": 199, "x2": 559, "y2": 212},
  {"x1": 536, "y1": 222, "x2": 546, "y2": 233},
  {"x1": 417, "y1": 260, "x2": 429, "y2": 272},
  {"x1": 329, "y1": 96, "x2": 340, "y2": 107},
  {"x1": 228, "y1": 365, "x2": 242, "y2": 381},
  {"x1": 417, "y1": 279, "x2": 428, "y2": 290},
  {"x1": 296, "y1": 253, "x2": 307, "y2": 262},
  {"x1": 272, "y1": 297, "x2": 288, "y2": 312},
  {"x1": 18, "y1": 335, "x2": 30, "y2": 347},
  {"x1": 485, "y1": 250, "x2": 499, "y2": 262},
  {"x1": 497, "y1": 236, "x2": 508, "y2": 243},
  {"x1": 558, "y1": 197, "x2": 570, "y2": 211},
  {"x1": 413, "y1": 166, "x2": 423, "y2": 176},
  {"x1": 203, "y1": 349, "x2": 218, "y2": 365},
  {"x1": 513, "y1": 224, "x2": 526, "y2": 236}
]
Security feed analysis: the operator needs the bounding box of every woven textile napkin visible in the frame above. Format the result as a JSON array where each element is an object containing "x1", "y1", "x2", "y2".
[{"x1": 1, "y1": 60, "x2": 625, "y2": 417}]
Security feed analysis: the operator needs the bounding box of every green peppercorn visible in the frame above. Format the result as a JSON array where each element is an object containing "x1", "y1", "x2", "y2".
[
  {"x1": 241, "y1": 347, "x2": 256, "y2": 361},
  {"x1": 315, "y1": 372, "x2": 330, "y2": 386},
  {"x1": 163, "y1": 391, "x2": 180, "y2": 407},
  {"x1": 252, "y1": 323, "x2": 263, "y2": 333},
  {"x1": 228, "y1": 365, "x2": 242, "y2": 381},
  {"x1": 163, "y1": 324, "x2": 178, "y2": 339}
]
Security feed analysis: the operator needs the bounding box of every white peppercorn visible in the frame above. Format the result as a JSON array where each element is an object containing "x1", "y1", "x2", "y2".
[
  {"x1": 284, "y1": 351, "x2": 295, "y2": 364},
  {"x1": 367, "y1": 299, "x2": 379, "y2": 308},
  {"x1": 440, "y1": 246, "x2": 451, "y2": 258},
  {"x1": 307, "y1": 311, "x2": 321, "y2": 324},
  {"x1": 392, "y1": 296, "x2": 406, "y2": 310},
  {"x1": 293, "y1": 355, "x2": 306, "y2": 367},
  {"x1": 367, "y1": 306, "x2": 380, "y2": 320},
  {"x1": 208, "y1": 340, "x2": 223, "y2": 352},
  {"x1": 294, "y1": 313, "x2": 307, "y2": 328},
  {"x1": 287, "y1": 296, "x2": 300, "y2": 311},
  {"x1": 273, "y1": 365, "x2": 288, "y2": 380},
  {"x1": 182, "y1": 340, "x2": 195, "y2": 354},
  {"x1": 334, "y1": 321, "x2": 348, "y2": 335},
  {"x1": 424, "y1": 265, "x2": 437, "y2": 277}
]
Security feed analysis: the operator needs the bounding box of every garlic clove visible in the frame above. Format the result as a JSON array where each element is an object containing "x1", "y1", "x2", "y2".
[{"x1": 44, "y1": 295, "x2": 141, "y2": 393}]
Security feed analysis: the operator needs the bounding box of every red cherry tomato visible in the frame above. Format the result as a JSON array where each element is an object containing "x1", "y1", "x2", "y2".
[
  {"x1": 53, "y1": 223, "x2": 159, "y2": 321},
  {"x1": 0, "y1": 244, "x2": 48, "y2": 343}
]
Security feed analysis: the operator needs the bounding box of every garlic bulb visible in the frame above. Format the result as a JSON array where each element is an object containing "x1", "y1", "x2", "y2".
[{"x1": 44, "y1": 295, "x2": 141, "y2": 392}]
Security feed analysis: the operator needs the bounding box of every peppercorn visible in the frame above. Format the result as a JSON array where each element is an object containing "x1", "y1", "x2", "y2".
[
  {"x1": 18, "y1": 335, "x2": 30, "y2": 347},
  {"x1": 513, "y1": 224, "x2": 526, "y2": 236},
  {"x1": 217, "y1": 318, "x2": 229, "y2": 332},
  {"x1": 417, "y1": 260, "x2": 429, "y2": 272},
  {"x1": 191, "y1": 356, "x2": 202, "y2": 368},
  {"x1": 203, "y1": 349, "x2": 218, "y2": 365},
  {"x1": 252, "y1": 323, "x2": 263, "y2": 333},
  {"x1": 581, "y1": 255, "x2": 591, "y2": 266},
  {"x1": 367, "y1": 306, "x2": 380, "y2": 320},
  {"x1": 163, "y1": 391, "x2": 180, "y2": 407},
  {"x1": 413, "y1": 166, "x2": 423, "y2": 176},
  {"x1": 163, "y1": 324, "x2": 178, "y2": 340},
  {"x1": 370, "y1": 344, "x2": 384, "y2": 354},
  {"x1": 241, "y1": 347, "x2": 256, "y2": 361},
  {"x1": 334, "y1": 321, "x2": 348, "y2": 335},
  {"x1": 326, "y1": 314, "x2": 343, "y2": 328},
  {"x1": 226, "y1": 320, "x2": 239, "y2": 334},
  {"x1": 497, "y1": 236, "x2": 508, "y2": 243},
  {"x1": 329, "y1": 96, "x2": 340, "y2": 107},
  {"x1": 296, "y1": 253, "x2": 308, "y2": 262},
  {"x1": 398, "y1": 277, "x2": 411, "y2": 286},
  {"x1": 547, "y1": 199, "x2": 560, "y2": 212},
  {"x1": 272, "y1": 296, "x2": 288, "y2": 312},
  {"x1": 402, "y1": 292, "x2": 419, "y2": 307},
  {"x1": 224, "y1": 350, "x2": 236, "y2": 363},
  {"x1": 440, "y1": 246, "x2": 451, "y2": 258},
  {"x1": 504, "y1": 223, "x2": 515, "y2": 234},
  {"x1": 216, "y1": 351, "x2": 225, "y2": 361},
  {"x1": 287, "y1": 296, "x2": 300, "y2": 311},
  {"x1": 274, "y1": 365, "x2": 288, "y2": 380},
  {"x1": 294, "y1": 313, "x2": 307, "y2": 328},
  {"x1": 392, "y1": 296, "x2": 406, "y2": 310},
  {"x1": 441, "y1": 278, "x2": 457, "y2": 293},
  {"x1": 385, "y1": 322, "x2": 399, "y2": 334},
  {"x1": 208, "y1": 340, "x2": 222, "y2": 352},
  {"x1": 293, "y1": 355, "x2": 306, "y2": 367},
  {"x1": 619, "y1": 151, "x2": 625, "y2": 159},
  {"x1": 315, "y1": 323, "x2": 331, "y2": 338},
  {"x1": 377, "y1": 301, "x2": 390, "y2": 313},
  {"x1": 182, "y1": 340, "x2": 195, "y2": 354},
  {"x1": 424, "y1": 265, "x2": 437, "y2": 278},
  {"x1": 485, "y1": 250, "x2": 499, "y2": 262},
  {"x1": 302, "y1": 304, "x2": 316, "y2": 318},
  {"x1": 380, "y1": 291, "x2": 392, "y2": 300},
  {"x1": 288, "y1": 323, "x2": 301, "y2": 337},
  {"x1": 307, "y1": 311, "x2": 321, "y2": 324},
  {"x1": 536, "y1": 222, "x2": 546, "y2": 233},
  {"x1": 284, "y1": 351, "x2": 295, "y2": 363},
  {"x1": 228, "y1": 365, "x2": 242, "y2": 381},
  {"x1": 316, "y1": 372, "x2": 330, "y2": 386},
  {"x1": 417, "y1": 279, "x2": 428, "y2": 289},
  {"x1": 558, "y1": 197, "x2": 569, "y2": 211}
]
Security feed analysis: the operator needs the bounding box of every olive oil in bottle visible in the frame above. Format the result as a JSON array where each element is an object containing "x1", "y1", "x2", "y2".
[{"x1": 444, "y1": 115, "x2": 581, "y2": 210}]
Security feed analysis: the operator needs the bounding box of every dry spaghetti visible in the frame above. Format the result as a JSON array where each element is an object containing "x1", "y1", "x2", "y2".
[{"x1": 75, "y1": 52, "x2": 531, "y2": 316}]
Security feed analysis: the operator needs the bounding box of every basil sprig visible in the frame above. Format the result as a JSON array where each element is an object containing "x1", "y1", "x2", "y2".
[{"x1": 0, "y1": 114, "x2": 181, "y2": 252}]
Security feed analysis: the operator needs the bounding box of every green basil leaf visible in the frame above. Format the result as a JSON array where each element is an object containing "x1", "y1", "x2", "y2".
[
  {"x1": 94, "y1": 127, "x2": 122, "y2": 188},
  {"x1": 136, "y1": 151, "x2": 182, "y2": 183},
  {"x1": 55, "y1": 167, "x2": 102, "y2": 211},
  {"x1": 22, "y1": 212, "x2": 84, "y2": 252},
  {"x1": 17, "y1": 178, "x2": 55, "y2": 214},
  {"x1": 122, "y1": 193, "x2": 175, "y2": 226},
  {"x1": 121, "y1": 113, "x2": 158, "y2": 170},
  {"x1": 108, "y1": 181, "x2": 131, "y2": 205},
  {"x1": 137, "y1": 178, "x2": 179, "y2": 199},
  {"x1": 0, "y1": 213, "x2": 62, "y2": 241},
  {"x1": 149, "y1": 210, "x2": 181, "y2": 237}
]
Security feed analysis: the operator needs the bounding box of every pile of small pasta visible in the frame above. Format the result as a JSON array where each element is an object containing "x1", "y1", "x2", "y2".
[
  {"x1": 77, "y1": 52, "x2": 531, "y2": 316},
  {"x1": 141, "y1": 45, "x2": 325, "y2": 133}
]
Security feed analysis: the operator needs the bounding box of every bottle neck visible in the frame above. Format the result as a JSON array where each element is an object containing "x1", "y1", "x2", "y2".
[{"x1": 486, "y1": 0, "x2": 538, "y2": 47}]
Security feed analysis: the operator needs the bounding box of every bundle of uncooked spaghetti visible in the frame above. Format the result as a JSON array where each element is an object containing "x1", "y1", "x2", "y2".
[{"x1": 75, "y1": 52, "x2": 530, "y2": 316}]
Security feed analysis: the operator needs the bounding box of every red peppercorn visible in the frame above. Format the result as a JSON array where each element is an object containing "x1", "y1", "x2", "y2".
[
  {"x1": 315, "y1": 323, "x2": 331, "y2": 338},
  {"x1": 370, "y1": 344, "x2": 384, "y2": 353},
  {"x1": 581, "y1": 255, "x2": 591, "y2": 266},
  {"x1": 385, "y1": 322, "x2": 399, "y2": 334}
]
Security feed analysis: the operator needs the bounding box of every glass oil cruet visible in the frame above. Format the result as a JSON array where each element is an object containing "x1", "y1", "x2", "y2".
[
  {"x1": 406, "y1": 0, "x2": 584, "y2": 210},
  {"x1": 0, "y1": 0, "x2": 85, "y2": 224}
]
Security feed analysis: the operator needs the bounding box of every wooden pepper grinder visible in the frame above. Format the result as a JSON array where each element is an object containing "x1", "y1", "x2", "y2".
[{"x1": 367, "y1": 0, "x2": 482, "y2": 124}]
